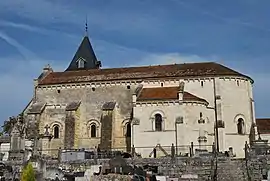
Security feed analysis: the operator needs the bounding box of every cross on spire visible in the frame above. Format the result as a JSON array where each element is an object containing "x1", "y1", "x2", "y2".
[
  {"x1": 85, "y1": 16, "x2": 88, "y2": 35},
  {"x1": 65, "y1": 17, "x2": 102, "y2": 71}
]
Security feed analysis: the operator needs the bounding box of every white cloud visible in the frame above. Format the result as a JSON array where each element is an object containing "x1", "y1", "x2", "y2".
[
  {"x1": 0, "y1": 52, "x2": 204, "y2": 123},
  {"x1": 0, "y1": 20, "x2": 78, "y2": 39},
  {"x1": 0, "y1": 0, "x2": 80, "y2": 25},
  {"x1": 0, "y1": 57, "x2": 66, "y2": 123},
  {"x1": 0, "y1": 0, "x2": 163, "y2": 35},
  {"x1": 0, "y1": 52, "x2": 269, "y2": 125},
  {"x1": 131, "y1": 53, "x2": 212, "y2": 66},
  {"x1": 0, "y1": 31, "x2": 37, "y2": 60}
]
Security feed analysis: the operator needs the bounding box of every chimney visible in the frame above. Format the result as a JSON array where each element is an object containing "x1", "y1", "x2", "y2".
[
  {"x1": 132, "y1": 93, "x2": 137, "y2": 104},
  {"x1": 43, "y1": 64, "x2": 53, "y2": 74},
  {"x1": 36, "y1": 64, "x2": 53, "y2": 81},
  {"x1": 33, "y1": 64, "x2": 53, "y2": 102},
  {"x1": 178, "y1": 81, "x2": 185, "y2": 101}
]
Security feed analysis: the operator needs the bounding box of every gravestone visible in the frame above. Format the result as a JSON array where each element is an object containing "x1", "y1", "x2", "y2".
[
  {"x1": 251, "y1": 136, "x2": 270, "y2": 155},
  {"x1": 109, "y1": 153, "x2": 132, "y2": 174},
  {"x1": 9, "y1": 123, "x2": 25, "y2": 161}
]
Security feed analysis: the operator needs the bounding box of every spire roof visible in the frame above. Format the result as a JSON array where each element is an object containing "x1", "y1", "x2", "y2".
[{"x1": 65, "y1": 35, "x2": 101, "y2": 71}]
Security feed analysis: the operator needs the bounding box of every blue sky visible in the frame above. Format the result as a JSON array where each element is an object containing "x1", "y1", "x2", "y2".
[{"x1": 0, "y1": 0, "x2": 269, "y2": 124}]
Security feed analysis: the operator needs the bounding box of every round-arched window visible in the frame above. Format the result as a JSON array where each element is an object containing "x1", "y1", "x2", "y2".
[{"x1": 155, "y1": 114, "x2": 162, "y2": 131}]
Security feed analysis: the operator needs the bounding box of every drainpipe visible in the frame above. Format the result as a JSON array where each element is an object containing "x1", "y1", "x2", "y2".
[
  {"x1": 213, "y1": 78, "x2": 219, "y2": 152},
  {"x1": 175, "y1": 121, "x2": 178, "y2": 155}
]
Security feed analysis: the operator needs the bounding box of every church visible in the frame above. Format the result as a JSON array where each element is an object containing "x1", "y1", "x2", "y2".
[{"x1": 20, "y1": 33, "x2": 256, "y2": 158}]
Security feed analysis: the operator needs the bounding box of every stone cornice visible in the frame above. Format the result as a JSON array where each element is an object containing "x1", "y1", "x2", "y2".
[{"x1": 135, "y1": 100, "x2": 208, "y2": 107}]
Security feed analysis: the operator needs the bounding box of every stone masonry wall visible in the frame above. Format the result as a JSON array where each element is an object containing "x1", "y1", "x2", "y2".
[
  {"x1": 100, "y1": 110, "x2": 113, "y2": 150},
  {"x1": 35, "y1": 84, "x2": 137, "y2": 156},
  {"x1": 64, "y1": 111, "x2": 75, "y2": 149},
  {"x1": 5, "y1": 155, "x2": 270, "y2": 181}
]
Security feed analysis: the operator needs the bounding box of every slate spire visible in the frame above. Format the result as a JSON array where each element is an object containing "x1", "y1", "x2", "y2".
[{"x1": 65, "y1": 24, "x2": 101, "y2": 71}]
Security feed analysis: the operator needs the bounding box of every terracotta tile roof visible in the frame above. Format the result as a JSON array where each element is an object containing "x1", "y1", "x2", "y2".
[
  {"x1": 256, "y1": 118, "x2": 270, "y2": 134},
  {"x1": 38, "y1": 62, "x2": 253, "y2": 85},
  {"x1": 137, "y1": 87, "x2": 208, "y2": 104}
]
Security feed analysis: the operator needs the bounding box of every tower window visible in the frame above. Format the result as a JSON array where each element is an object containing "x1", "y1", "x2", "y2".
[
  {"x1": 201, "y1": 81, "x2": 204, "y2": 87},
  {"x1": 126, "y1": 123, "x2": 131, "y2": 137},
  {"x1": 92, "y1": 87, "x2": 96, "y2": 91},
  {"x1": 198, "y1": 112, "x2": 205, "y2": 124},
  {"x1": 127, "y1": 85, "x2": 131, "y2": 89},
  {"x1": 237, "y1": 80, "x2": 240, "y2": 86},
  {"x1": 237, "y1": 118, "x2": 244, "y2": 134},
  {"x1": 90, "y1": 124, "x2": 97, "y2": 138},
  {"x1": 161, "y1": 83, "x2": 164, "y2": 87},
  {"x1": 57, "y1": 90, "x2": 61, "y2": 94},
  {"x1": 53, "y1": 125, "x2": 60, "y2": 139},
  {"x1": 155, "y1": 114, "x2": 163, "y2": 131}
]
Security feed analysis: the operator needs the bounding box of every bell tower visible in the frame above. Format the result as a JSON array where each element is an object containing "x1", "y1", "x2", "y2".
[{"x1": 65, "y1": 22, "x2": 101, "y2": 71}]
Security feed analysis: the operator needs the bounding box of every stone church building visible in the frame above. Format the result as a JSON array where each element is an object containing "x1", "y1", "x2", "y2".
[{"x1": 21, "y1": 34, "x2": 256, "y2": 158}]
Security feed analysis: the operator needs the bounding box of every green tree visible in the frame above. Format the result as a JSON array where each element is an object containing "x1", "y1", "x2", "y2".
[
  {"x1": 21, "y1": 162, "x2": 36, "y2": 181},
  {"x1": 1, "y1": 116, "x2": 17, "y2": 135}
]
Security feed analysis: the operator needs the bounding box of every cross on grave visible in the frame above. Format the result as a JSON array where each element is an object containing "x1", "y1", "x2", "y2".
[{"x1": 44, "y1": 125, "x2": 50, "y2": 135}]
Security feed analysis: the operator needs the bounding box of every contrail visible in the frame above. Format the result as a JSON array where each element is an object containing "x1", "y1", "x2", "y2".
[
  {"x1": 0, "y1": 20, "x2": 78, "y2": 39},
  {"x1": 0, "y1": 30, "x2": 37, "y2": 60},
  {"x1": 171, "y1": 0, "x2": 270, "y2": 33}
]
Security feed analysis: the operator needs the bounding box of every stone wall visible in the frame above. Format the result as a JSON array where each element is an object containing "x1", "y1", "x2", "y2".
[
  {"x1": 5, "y1": 154, "x2": 270, "y2": 181},
  {"x1": 34, "y1": 84, "x2": 136, "y2": 157},
  {"x1": 64, "y1": 111, "x2": 75, "y2": 149}
]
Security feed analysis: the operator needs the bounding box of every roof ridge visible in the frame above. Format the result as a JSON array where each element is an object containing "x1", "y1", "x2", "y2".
[{"x1": 55, "y1": 62, "x2": 218, "y2": 73}]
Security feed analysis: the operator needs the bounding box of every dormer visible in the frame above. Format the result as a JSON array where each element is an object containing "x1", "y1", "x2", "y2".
[{"x1": 76, "y1": 57, "x2": 86, "y2": 69}]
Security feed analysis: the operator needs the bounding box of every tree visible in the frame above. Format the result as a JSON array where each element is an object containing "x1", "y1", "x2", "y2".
[
  {"x1": 21, "y1": 162, "x2": 36, "y2": 181},
  {"x1": 1, "y1": 116, "x2": 17, "y2": 136}
]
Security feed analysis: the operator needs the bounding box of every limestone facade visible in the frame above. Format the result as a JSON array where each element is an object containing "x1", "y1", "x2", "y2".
[
  {"x1": 19, "y1": 35, "x2": 256, "y2": 158},
  {"x1": 133, "y1": 77, "x2": 256, "y2": 158}
]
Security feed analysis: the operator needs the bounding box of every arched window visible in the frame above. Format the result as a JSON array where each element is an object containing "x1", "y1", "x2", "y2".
[
  {"x1": 237, "y1": 118, "x2": 244, "y2": 134},
  {"x1": 155, "y1": 114, "x2": 162, "y2": 131},
  {"x1": 90, "y1": 124, "x2": 97, "y2": 138},
  {"x1": 54, "y1": 125, "x2": 59, "y2": 139},
  {"x1": 126, "y1": 123, "x2": 131, "y2": 137}
]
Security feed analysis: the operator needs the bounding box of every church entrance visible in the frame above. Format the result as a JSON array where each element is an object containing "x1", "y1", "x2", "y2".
[{"x1": 125, "y1": 122, "x2": 131, "y2": 152}]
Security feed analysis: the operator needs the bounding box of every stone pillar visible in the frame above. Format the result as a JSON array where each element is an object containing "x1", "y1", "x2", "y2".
[
  {"x1": 218, "y1": 128, "x2": 225, "y2": 152},
  {"x1": 0, "y1": 143, "x2": 3, "y2": 161},
  {"x1": 131, "y1": 145, "x2": 135, "y2": 157},
  {"x1": 41, "y1": 136, "x2": 52, "y2": 156},
  {"x1": 178, "y1": 81, "x2": 185, "y2": 101},
  {"x1": 171, "y1": 143, "x2": 175, "y2": 158},
  {"x1": 153, "y1": 148, "x2": 157, "y2": 158},
  {"x1": 9, "y1": 125, "x2": 25, "y2": 161},
  {"x1": 100, "y1": 110, "x2": 114, "y2": 150},
  {"x1": 41, "y1": 125, "x2": 52, "y2": 156},
  {"x1": 198, "y1": 128, "x2": 207, "y2": 150}
]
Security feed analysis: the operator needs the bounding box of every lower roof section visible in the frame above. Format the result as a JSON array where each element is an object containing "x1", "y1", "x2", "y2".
[{"x1": 137, "y1": 86, "x2": 208, "y2": 104}]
